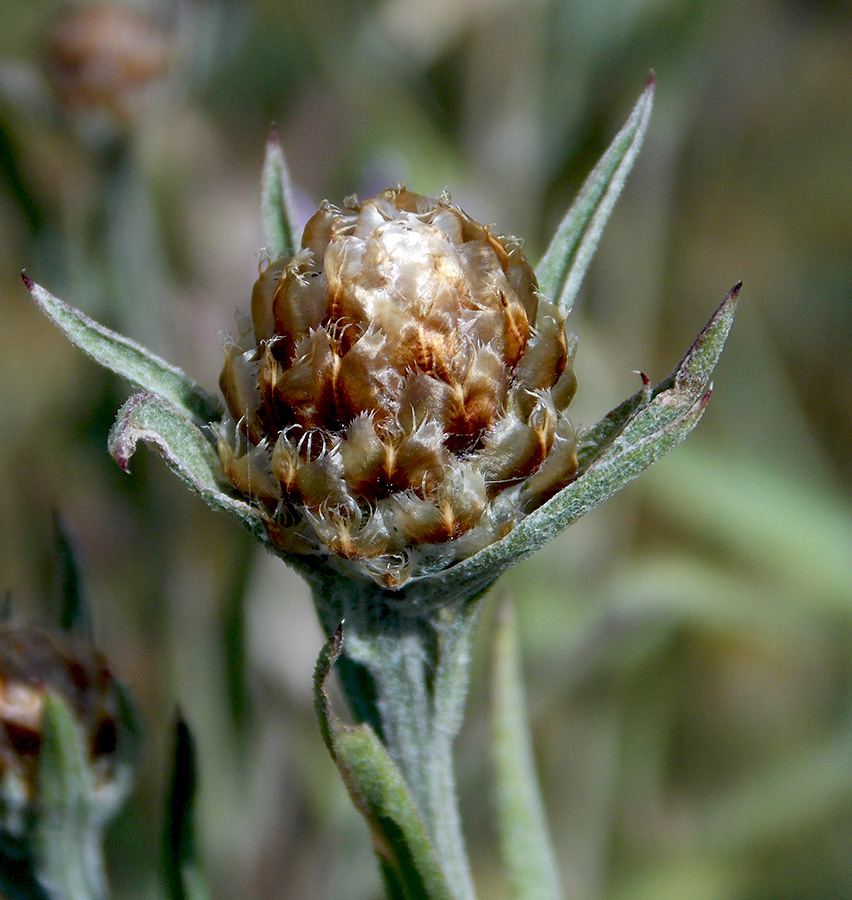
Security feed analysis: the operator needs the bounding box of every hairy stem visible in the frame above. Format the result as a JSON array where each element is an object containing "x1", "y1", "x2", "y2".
[{"x1": 311, "y1": 574, "x2": 482, "y2": 900}]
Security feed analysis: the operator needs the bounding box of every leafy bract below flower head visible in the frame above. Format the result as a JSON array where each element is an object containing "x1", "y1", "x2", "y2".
[{"x1": 217, "y1": 188, "x2": 579, "y2": 588}]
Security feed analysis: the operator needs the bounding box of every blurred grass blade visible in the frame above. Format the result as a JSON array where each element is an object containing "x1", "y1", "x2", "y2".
[
  {"x1": 36, "y1": 694, "x2": 109, "y2": 900},
  {"x1": 644, "y1": 444, "x2": 852, "y2": 610},
  {"x1": 53, "y1": 514, "x2": 93, "y2": 640},
  {"x1": 261, "y1": 129, "x2": 300, "y2": 260},
  {"x1": 442, "y1": 284, "x2": 740, "y2": 597},
  {"x1": 163, "y1": 716, "x2": 208, "y2": 900},
  {"x1": 220, "y1": 551, "x2": 255, "y2": 738},
  {"x1": 314, "y1": 625, "x2": 455, "y2": 900},
  {"x1": 107, "y1": 392, "x2": 266, "y2": 544},
  {"x1": 697, "y1": 723, "x2": 852, "y2": 854},
  {"x1": 23, "y1": 275, "x2": 222, "y2": 425},
  {"x1": 536, "y1": 75, "x2": 655, "y2": 314},
  {"x1": 493, "y1": 598, "x2": 563, "y2": 900}
]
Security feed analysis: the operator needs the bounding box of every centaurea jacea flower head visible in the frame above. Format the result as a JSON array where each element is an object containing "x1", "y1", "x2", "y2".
[{"x1": 218, "y1": 188, "x2": 579, "y2": 587}]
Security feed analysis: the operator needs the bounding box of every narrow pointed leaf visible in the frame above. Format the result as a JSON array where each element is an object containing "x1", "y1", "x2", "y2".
[
  {"x1": 35, "y1": 694, "x2": 108, "y2": 900},
  {"x1": 577, "y1": 281, "x2": 741, "y2": 473},
  {"x1": 314, "y1": 625, "x2": 455, "y2": 900},
  {"x1": 434, "y1": 284, "x2": 740, "y2": 598},
  {"x1": 53, "y1": 514, "x2": 94, "y2": 640},
  {"x1": 163, "y1": 716, "x2": 208, "y2": 900},
  {"x1": 23, "y1": 275, "x2": 222, "y2": 424},
  {"x1": 107, "y1": 392, "x2": 266, "y2": 543},
  {"x1": 536, "y1": 75, "x2": 655, "y2": 314},
  {"x1": 493, "y1": 599, "x2": 562, "y2": 900},
  {"x1": 261, "y1": 129, "x2": 300, "y2": 260}
]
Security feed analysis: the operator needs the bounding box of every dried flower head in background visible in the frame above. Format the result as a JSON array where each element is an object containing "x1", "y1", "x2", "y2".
[
  {"x1": 42, "y1": 2, "x2": 172, "y2": 126},
  {"x1": 218, "y1": 188, "x2": 579, "y2": 587},
  {"x1": 0, "y1": 626, "x2": 129, "y2": 837}
]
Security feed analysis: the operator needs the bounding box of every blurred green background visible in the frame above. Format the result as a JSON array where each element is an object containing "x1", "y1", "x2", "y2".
[{"x1": 1, "y1": 0, "x2": 851, "y2": 897}]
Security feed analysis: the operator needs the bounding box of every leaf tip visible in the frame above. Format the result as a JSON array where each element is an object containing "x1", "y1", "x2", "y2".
[
  {"x1": 266, "y1": 123, "x2": 281, "y2": 149},
  {"x1": 111, "y1": 448, "x2": 133, "y2": 473},
  {"x1": 109, "y1": 433, "x2": 133, "y2": 471},
  {"x1": 332, "y1": 619, "x2": 345, "y2": 654},
  {"x1": 108, "y1": 394, "x2": 148, "y2": 473}
]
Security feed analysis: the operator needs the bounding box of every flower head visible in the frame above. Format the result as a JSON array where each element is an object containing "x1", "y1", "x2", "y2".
[
  {"x1": 0, "y1": 626, "x2": 131, "y2": 838},
  {"x1": 43, "y1": 2, "x2": 172, "y2": 126},
  {"x1": 217, "y1": 188, "x2": 579, "y2": 587},
  {"x1": 24, "y1": 77, "x2": 738, "y2": 605}
]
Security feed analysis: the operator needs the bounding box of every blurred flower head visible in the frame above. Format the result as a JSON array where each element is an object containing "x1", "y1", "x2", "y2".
[
  {"x1": 42, "y1": 2, "x2": 173, "y2": 132},
  {"x1": 0, "y1": 625, "x2": 133, "y2": 838}
]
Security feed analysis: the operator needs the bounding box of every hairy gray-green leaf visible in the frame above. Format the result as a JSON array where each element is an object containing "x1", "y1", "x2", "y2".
[
  {"x1": 23, "y1": 276, "x2": 221, "y2": 425},
  {"x1": 108, "y1": 392, "x2": 266, "y2": 542},
  {"x1": 493, "y1": 600, "x2": 563, "y2": 900},
  {"x1": 314, "y1": 625, "x2": 456, "y2": 900},
  {"x1": 261, "y1": 129, "x2": 300, "y2": 260},
  {"x1": 536, "y1": 75, "x2": 655, "y2": 314},
  {"x1": 429, "y1": 283, "x2": 740, "y2": 600}
]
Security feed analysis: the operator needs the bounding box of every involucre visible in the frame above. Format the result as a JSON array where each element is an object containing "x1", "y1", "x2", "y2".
[{"x1": 217, "y1": 188, "x2": 579, "y2": 587}]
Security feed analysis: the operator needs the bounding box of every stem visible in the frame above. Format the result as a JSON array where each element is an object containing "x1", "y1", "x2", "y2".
[{"x1": 310, "y1": 574, "x2": 483, "y2": 900}]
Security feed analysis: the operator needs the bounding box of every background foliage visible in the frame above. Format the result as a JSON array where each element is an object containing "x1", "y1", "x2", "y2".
[{"x1": 1, "y1": 0, "x2": 851, "y2": 898}]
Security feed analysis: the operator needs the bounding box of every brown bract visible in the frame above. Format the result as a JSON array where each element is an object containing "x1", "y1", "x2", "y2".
[{"x1": 217, "y1": 188, "x2": 579, "y2": 587}]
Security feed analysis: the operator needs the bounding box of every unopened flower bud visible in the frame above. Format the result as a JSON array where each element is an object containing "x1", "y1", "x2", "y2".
[
  {"x1": 218, "y1": 188, "x2": 579, "y2": 587},
  {"x1": 0, "y1": 626, "x2": 131, "y2": 840}
]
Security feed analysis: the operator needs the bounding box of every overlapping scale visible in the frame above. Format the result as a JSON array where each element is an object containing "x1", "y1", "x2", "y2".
[{"x1": 217, "y1": 187, "x2": 579, "y2": 587}]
